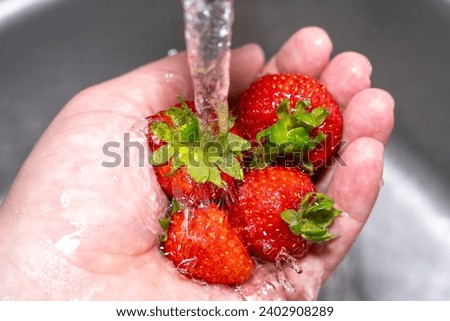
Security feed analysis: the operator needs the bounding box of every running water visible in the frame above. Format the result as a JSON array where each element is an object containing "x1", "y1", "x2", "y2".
[
  {"x1": 182, "y1": 0, "x2": 234, "y2": 137},
  {"x1": 180, "y1": 1, "x2": 303, "y2": 299}
]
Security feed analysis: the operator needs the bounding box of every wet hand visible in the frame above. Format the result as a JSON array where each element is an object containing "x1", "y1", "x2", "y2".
[{"x1": 0, "y1": 27, "x2": 394, "y2": 300}]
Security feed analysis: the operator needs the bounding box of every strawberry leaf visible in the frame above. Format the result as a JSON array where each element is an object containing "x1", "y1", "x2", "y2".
[
  {"x1": 280, "y1": 192, "x2": 341, "y2": 242},
  {"x1": 295, "y1": 99, "x2": 311, "y2": 110},
  {"x1": 166, "y1": 106, "x2": 189, "y2": 127},
  {"x1": 300, "y1": 224, "x2": 334, "y2": 241},
  {"x1": 279, "y1": 209, "x2": 301, "y2": 234},
  {"x1": 169, "y1": 198, "x2": 180, "y2": 214},
  {"x1": 178, "y1": 118, "x2": 200, "y2": 143},
  {"x1": 208, "y1": 166, "x2": 223, "y2": 187},
  {"x1": 311, "y1": 107, "x2": 329, "y2": 126},
  {"x1": 276, "y1": 99, "x2": 291, "y2": 119},
  {"x1": 266, "y1": 120, "x2": 290, "y2": 146},
  {"x1": 187, "y1": 160, "x2": 209, "y2": 184},
  {"x1": 256, "y1": 127, "x2": 269, "y2": 143},
  {"x1": 178, "y1": 96, "x2": 193, "y2": 113},
  {"x1": 159, "y1": 216, "x2": 171, "y2": 232},
  {"x1": 150, "y1": 144, "x2": 174, "y2": 166},
  {"x1": 312, "y1": 131, "x2": 326, "y2": 144},
  {"x1": 254, "y1": 99, "x2": 329, "y2": 169},
  {"x1": 150, "y1": 121, "x2": 175, "y2": 142},
  {"x1": 168, "y1": 155, "x2": 185, "y2": 176},
  {"x1": 287, "y1": 127, "x2": 310, "y2": 149},
  {"x1": 148, "y1": 97, "x2": 248, "y2": 188},
  {"x1": 158, "y1": 199, "x2": 178, "y2": 244},
  {"x1": 293, "y1": 106, "x2": 329, "y2": 130},
  {"x1": 254, "y1": 99, "x2": 330, "y2": 169},
  {"x1": 227, "y1": 132, "x2": 251, "y2": 152},
  {"x1": 302, "y1": 193, "x2": 341, "y2": 228},
  {"x1": 302, "y1": 161, "x2": 314, "y2": 175},
  {"x1": 228, "y1": 116, "x2": 236, "y2": 129},
  {"x1": 217, "y1": 153, "x2": 244, "y2": 180}
]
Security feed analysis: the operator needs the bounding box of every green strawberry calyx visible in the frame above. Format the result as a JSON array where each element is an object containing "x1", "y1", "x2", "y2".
[
  {"x1": 158, "y1": 199, "x2": 180, "y2": 244},
  {"x1": 253, "y1": 99, "x2": 329, "y2": 172},
  {"x1": 149, "y1": 97, "x2": 250, "y2": 187},
  {"x1": 280, "y1": 192, "x2": 341, "y2": 242}
]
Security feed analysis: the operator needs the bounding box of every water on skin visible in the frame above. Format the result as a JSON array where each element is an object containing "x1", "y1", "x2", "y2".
[
  {"x1": 275, "y1": 250, "x2": 303, "y2": 294},
  {"x1": 182, "y1": 0, "x2": 234, "y2": 137}
]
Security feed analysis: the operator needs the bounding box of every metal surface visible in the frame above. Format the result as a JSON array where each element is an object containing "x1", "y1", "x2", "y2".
[{"x1": 1, "y1": 0, "x2": 449, "y2": 300}]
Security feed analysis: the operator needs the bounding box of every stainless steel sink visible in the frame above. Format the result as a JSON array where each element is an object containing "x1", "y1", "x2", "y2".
[{"x1": 1, "y1": 0, "x2": 449, "y2": 300}]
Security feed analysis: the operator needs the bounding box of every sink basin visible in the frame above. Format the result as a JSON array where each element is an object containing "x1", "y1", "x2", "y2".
[{"x1": 1, "y1": 0, "x2": 449, "y2": 300}]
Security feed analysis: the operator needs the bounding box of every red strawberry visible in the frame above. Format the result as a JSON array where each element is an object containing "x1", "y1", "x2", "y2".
[
  {"x1": 229, "y1": 166, "x2": 340, "y2": 262},
  {"x1": 162, "y1": 204, "x2": 254, "y2": 285},
  {"x1": 153, "y1": 161, "x2": 237, "y2": 205},
  {"x1": 147, "y1": 99, "x2": 248, "y2": 205},
  {"x1": 234, "y1": 73, "x2": 343, "y2": 170}
]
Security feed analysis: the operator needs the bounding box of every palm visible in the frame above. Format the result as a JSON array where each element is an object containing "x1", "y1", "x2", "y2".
[{"x1": 0, "y1": 27, "x2": 393, "y2": 300}]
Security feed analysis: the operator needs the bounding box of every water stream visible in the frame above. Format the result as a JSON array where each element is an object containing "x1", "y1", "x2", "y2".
[{"x1": 182, "y1": 0, "x2": 234, "y2": 137}]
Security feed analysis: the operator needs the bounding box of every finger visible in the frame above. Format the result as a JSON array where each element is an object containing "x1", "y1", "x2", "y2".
[
  {"x1": 285, "y1": 137, "x2": 385, "y2": 299},
  {"x1": 262, "y1": 26, "x2": 333, "y2": 76},
  {"x1": 315, "y1": 88, "x2": 394, "y2": 192},
  {"x1": 328, "y1": 136, "x2": 384, "y2": 229},
  {"x1": 319, "y1": 52, "x2": 372, "y2": 107},
  {"x1": 323, "y1": 137, "x2": 384, "y2": 271},
  {"x1": 81, "y1": 44, "x2": 265, "y2": 116},
  {"x1": 343, "y1": 88, "x2": 395, "y2": 146},
  {"x1": 229, "y1": 44, "x2": 265, "y2": 97}
]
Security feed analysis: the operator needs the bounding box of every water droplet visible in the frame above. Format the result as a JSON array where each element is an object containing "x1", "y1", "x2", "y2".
[
  {"x1": 54, "y1": 233, "x2": 81, "y2": 256},
  {"x1": 259, "y1": 281, "x2": 276, "y2": 296},
  {"x1": 274, "y1": 264, "x2": 296, "y2": 293},
  {"x1": 262, "y1": 241, "x2": 272, "y2": 254},
  {"x1": 167, "y1": 48, "x2": 178, "y2": 57},
  {"x1": 164, "y1": 73, "x2": 175, "y2": 82},
  {"x1": 274, "y1": 249, "x2": 303, "y2": 293},
  {"x1": 219, "y1": 26, "x2": 228, "y2": 38},
  {"x1": 279, "y1": 277, "x2": 296, "y2": 293},
  {"x1": 202, "y1": 8, "x2": 211, "y2": 18},
  {"x1": 60, "y1": 191, "x2": 71, "y2": 209},
  {"x1": 236, "y1": 272, "x2": 279, "y2": 300},
  {"x1": 177, "y1": 257, "x2": 197, "y2": 276},
  {"x1": 277, "y1": 249, "x2": 303, "y2": 274}
]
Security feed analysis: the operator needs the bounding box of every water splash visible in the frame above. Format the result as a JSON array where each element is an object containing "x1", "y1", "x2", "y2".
[
  {"x1": 277, "y1": 248, "x2": 303, "y2": 274},
  {"x1": 274, "y1": 249, "x2": 303, "y2": 293},
  {"x1": 177, "y1": 257, "x2": 198, "y2": 276},
  {"x1": 167, "y1": 48, "x2": 179, "y2": 56},
  {"x1": 236, "y1": 255, "x2": 305, "y2": 300},
  {"x1": 182, "y1": 0, "x2": 234, "y2": 137}
]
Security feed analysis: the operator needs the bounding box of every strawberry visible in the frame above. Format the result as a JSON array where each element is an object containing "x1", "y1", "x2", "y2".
[
  {"x1": 147, "y1": 99, "x2": 248, "y2": 204},
  {"x1": 150, "y1": 158, "x2": 237, "y2": 205},
  {"x1": 234, "y1": 73, "x2": 343, "y2": 171},
  {"x1": 229, "y1": 166, "x2": 341, "y2": 262},
  {"x1": 151, "y1": 78, "x2": 343, "y2": 284},
  {"x1": 161, "y1": 204, "x2": 254, "y2": 285}
]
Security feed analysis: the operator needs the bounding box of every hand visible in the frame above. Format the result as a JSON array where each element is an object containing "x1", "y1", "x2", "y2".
[{"x1": 0, "y1": 27, "x2": 394, "y2": 300}]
